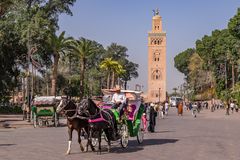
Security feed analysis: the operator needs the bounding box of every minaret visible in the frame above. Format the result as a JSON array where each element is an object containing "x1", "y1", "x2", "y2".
[{"x1": 147, "y1": 9, "x2": 166, "y2": 103}]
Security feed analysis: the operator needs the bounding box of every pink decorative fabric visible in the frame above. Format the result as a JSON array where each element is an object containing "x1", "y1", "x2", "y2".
[{"x1": 128, "y1": 104, "x2": 136, "y2": 121}]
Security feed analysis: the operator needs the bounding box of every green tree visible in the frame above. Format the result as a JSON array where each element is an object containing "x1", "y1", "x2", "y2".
[
  {"x1": 104, "y1": 43, "x2": 138, "y2": 89},
  {"x1": 48, "y1": 31, "x2": 73, "y2": 96},
  {"x1": 0, "y1": 0, "x2": 13, "y2": 17},
  {"x1": 228, "y1": 8, "x2": 240, "y2": 88},
  {"x1": 120, "y1": 60, "x2": 139, "y2": 89},
  {"x1": 0, "y1": 22, "x2": 25, "y2": 102},
  {"x1": 174, "y1": 48, "x2": 195, "y2": 76},
  {"x1": 228, "y1": 8, "x2": 240, "y2": 39},
  {"x1": 70, "y1": 38, "x2": 98, "y2": 99},
  {"x1": 105, "y1": 43, "x2": 128, "y2": 61},
  {"x1": 99, "y1": 58, "x2": 125, "y2": 89},
  {"x1": 188, "y1": 53, "x2": 204, "y2": 92}
]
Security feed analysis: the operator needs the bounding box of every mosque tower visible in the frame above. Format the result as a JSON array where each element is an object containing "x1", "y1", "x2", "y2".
[{"x1": 147, "y1": 9, "x2": 166, "y2": 102}]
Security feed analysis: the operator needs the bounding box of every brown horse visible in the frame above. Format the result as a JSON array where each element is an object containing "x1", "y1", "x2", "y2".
[{"x1": 56, "y1": 99, "x2": 95, "y2": 155}]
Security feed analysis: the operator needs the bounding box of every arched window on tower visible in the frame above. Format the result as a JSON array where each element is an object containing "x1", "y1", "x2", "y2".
[
  {"x1": 151, "y1": 69, "x2": 161, "y2": 80},
  {"x1": 153, "y1": 52, "x2": 160, "y2": 61},
  {"x1": 151, "y1": 39, "x2": 154, "y2": 45},
  {"x1": 150, "y1": 90, "x2": 160, "y2": 98}
]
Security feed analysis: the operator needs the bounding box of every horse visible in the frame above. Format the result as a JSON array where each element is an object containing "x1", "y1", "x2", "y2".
[
  {"x1": 77, "y1": 98, "x2": 118, "y2": 154},
  {"x1": 56, "y1": 99, "x2": 95, "y2": 155}
]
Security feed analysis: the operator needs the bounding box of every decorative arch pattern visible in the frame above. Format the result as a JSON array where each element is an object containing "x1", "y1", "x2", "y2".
[
  {"x1": 153, "y1": 50, "x2": 161, "y2": 61},
  {"x1": 151, "y1": 38, "x2": 163, "y2": 45},
  {"x1": 150, "y1": 90, "x2": 161, "y2": 99},
  {"x1": 151, "y1": 69, "x2": 162, "y2": 80}
]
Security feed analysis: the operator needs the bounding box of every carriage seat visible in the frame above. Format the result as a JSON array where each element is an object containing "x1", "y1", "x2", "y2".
[{"x1": 127, "y1": 104, "x2": 137, "y2": 121}]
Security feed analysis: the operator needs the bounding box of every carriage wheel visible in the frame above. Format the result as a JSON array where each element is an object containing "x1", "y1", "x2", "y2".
[
  {"x1": 54, "y1": 112, "x2": 59, "y2": 127},
  {"x1": 137, "y1": 119, "x2": 144, "y2": 144},
  {"x1": 38, "y1": 119, "x2": 43, "y2": 127},
  {"x1": 33, "y1": 113, "x2": 37, "y2": 128},
  {"x1": 120, "y1": 124, "x2": 129, "y2": 148}
]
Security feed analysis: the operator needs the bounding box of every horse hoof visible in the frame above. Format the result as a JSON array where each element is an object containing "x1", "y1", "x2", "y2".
[
  {"x1": 80, "y1": 147, "x2": 84, "y2": 152},
  {"x1": 65, "y1": 152, "x2": 70, "y2": 155},
  {"x1": 91, "y1": 147, "x2": 95, "y2": 152}
]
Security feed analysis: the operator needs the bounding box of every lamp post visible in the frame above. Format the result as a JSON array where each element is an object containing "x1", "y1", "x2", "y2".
[{"x1": 159, "y1": 87, "x2": 161, "y2": 103}]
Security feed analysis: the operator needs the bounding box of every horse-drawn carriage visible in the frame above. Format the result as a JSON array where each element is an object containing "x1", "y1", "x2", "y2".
[
  {"x1": 31, "y1": 96, "x2": 60, "y2": 128},
  {"x1": 100, "y1": 89, "x2": 145, "y2": 148},
  {"x1": 56, "y1": 89, "x2": 145, "y2": 154}
]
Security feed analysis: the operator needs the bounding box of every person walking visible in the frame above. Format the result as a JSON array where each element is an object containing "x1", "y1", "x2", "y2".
[
  {"x1": 177, "y1": 101, "x2": 183, "y2": 116},
  {"x1": 165, "y1": 101, "x2": 169, "y2": 116},
  {"x1": 226, "y1": 101, "x2": 230, "y2": 115},
  {"x1": 192, "y1": 102, "x2": 198, "y2": 118},
  {"x1": 158, "y1": 103, "x2": 164, "y2": 119},
  {"x1": 148, "y1": 103, "x2": 157, "y2": 132}
]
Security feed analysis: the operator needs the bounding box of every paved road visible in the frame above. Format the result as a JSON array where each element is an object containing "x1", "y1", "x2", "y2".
[{"x1": 0, "y1": 108, "x2": 240, "y2": 160}]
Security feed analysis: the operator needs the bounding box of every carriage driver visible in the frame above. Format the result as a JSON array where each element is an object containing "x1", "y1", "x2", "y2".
[{"x1": 111, "y1": 85, "x2": 127, "y2": 119}]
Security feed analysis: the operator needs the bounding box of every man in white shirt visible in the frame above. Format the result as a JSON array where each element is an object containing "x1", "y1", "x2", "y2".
[{"x1": 111, "y1": 86, "x2": 126, "y2": 118}]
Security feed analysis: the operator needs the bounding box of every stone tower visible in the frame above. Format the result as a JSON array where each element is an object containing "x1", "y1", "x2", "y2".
[{"x1": 147, "y1": 9, "x2": 166, "y2": 103}]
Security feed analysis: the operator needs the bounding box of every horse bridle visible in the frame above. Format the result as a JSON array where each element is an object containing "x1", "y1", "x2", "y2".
[
  {"x1": 78, "y1": 99, "x2": 99, "y2": 119},
  {"x1": 57, "y1": 99, "x2": 77, "y2": 115}
]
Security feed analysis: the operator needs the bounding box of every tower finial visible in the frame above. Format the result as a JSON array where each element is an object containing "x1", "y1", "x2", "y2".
[{"x1": 153, "y1": 8, "x2": 159, "y2": 16}]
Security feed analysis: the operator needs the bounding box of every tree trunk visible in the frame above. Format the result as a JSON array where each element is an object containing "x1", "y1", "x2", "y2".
[
  {"x1": 111, "y1": 71, "x2": 115, "y2": 89},
  {"x1": 46, "y1": 81, "x2": 49, "y2": 96},
  {"x1": 22, "y1": 77, "x2": 25, "y2": 105},
  {"x1": 225, "y1": 60, "x2": 228, "y2": 89},
  {"x1": 51, "y1": 53, "x2": 59, "y2": 96},
  {"x1": 232, "y1": 62, "x2": 235, "y2": 90},
  {"x1": 107, "y1": 73, "x2": 110, "y2": 89},
  {"x1": 79, "y1": 58, "x2": 85, "y2": 100},
  {"x1": 31, "y1": 65, "x2": 34, "y2": 99},
  {"x1": 124, "y1": 81, "x2": 127, "y2": 90}
]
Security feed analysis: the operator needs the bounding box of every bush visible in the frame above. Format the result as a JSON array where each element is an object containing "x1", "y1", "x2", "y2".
[{"x1": 0, "y1": 105, "x2": 22, "y2": 114}]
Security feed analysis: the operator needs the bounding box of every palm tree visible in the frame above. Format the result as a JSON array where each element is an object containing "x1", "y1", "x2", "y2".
[
  {"x1": 100, "y1": 58, "x2": 125, "y2": 89},
  {"x1": 48, "y1": 31, "x2": 73, "y2": 96},
  {"x1": 111, "y1": 62, "x2": 125, "y2": 88},
  {"x1": 70, "y1": 38, "x2": 96, "y2": 100}
]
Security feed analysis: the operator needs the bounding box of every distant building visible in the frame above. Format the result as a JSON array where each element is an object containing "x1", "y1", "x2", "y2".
[{"x1": 147, "y1": 9, "x2": 166, "y2": 103}]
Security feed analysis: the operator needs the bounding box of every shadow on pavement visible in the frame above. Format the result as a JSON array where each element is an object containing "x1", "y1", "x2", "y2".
[
  {"x1": 0, "y1": 144, "x2": 16, "y2": 147},
  {"x1": 111, "y1": 138, "x2": 179, "y2": 154},
  {"x1": 130, "y1": 138, "x2": 179, "y2": 146},
  {"x1": 151, "y1": 130, "x2": 175, "y2": 134},
  {"x1": 67, "y1": 138, "x2": 179, "y2": 155}
]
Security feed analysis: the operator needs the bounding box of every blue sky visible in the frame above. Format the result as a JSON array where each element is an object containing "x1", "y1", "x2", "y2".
[{"x1": 58, "y1": 0, "x2": 240, "y2": 93}]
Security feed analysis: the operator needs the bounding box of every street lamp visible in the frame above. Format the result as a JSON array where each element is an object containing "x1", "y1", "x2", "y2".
[{"x1": 159, "y1": 87, "x2": 161, "y2": 103}]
